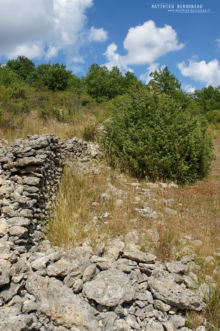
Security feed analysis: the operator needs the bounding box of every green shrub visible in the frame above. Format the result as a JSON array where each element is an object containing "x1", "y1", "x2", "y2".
[
  {"x1": 207, "y1": 109, "x2": 220, "y2": 124},
  {"x1": 0, "y1": 66, "x2": 20, "y2": 87},
  {"x1": 101, "y1": 88, "x2": 215, "y2": 184}
]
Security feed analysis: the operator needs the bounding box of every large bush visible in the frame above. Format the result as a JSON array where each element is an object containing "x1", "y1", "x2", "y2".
[
  {"x1": 102, "y1": 88, "x2": 215, "y2": 184},
  {"x1": 28, "y1": 63, "x2": 71, "y2": 91}
]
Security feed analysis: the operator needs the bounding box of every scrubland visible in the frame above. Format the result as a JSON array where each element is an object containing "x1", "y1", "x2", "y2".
[{"x1": 1, "y1": 60, "x2": 220, "y2": 329}]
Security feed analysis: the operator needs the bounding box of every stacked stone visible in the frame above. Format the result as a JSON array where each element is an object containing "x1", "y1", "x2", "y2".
[
  {"x1": 0, "y1": 134, "x2": 64, "y2": 250},
  {"x1": 60, "y1": 137, "x2": 99, "y2": 160},
  {"x1": 0, "y1": 135, "x2": 207, "y2": 331},
  {"x1": 0, "y1": 238, "x2": 206, "y2": 331}
]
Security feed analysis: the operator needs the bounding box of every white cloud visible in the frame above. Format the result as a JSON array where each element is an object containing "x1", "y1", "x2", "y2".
[
  {"x1": 88, "y1": 27, "x2": 108, "y2": 42},
  {"x1": 140, "y1": 63, "x2": 160, "y2": 84},
  {"x1": 104, "y1": 20, "x2": 184, "y2": 71},
  {"x1": 182, "y1": 84, "x2": 196, "y2": 93},
  {"x1": 104, "y1": 43, "x2": 127, "y2": 70},
  {"x1": 216, "y1": 39, "x2": 220, "y2": 48},
  {"x1": 0, "y1": 0, "x2": 107, "y2": 67},
  {"x1": 7, "y1": 42, "x2": 44, "y2": 59},
  {"x1": 178, "y1": 59, "x2": 220, "y2": 86}
]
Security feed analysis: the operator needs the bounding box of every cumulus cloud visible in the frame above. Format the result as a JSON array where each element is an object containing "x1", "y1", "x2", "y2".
[
  {"x1": 182, "y1": 84, "x2": 196, "y2": 93},
  {"x1": 104, "y1": 43, "x2": 127, "y2": 70},
  {"x1": 0, "y1": 0, "x2": 107, "y2": 66},
  {"x1": 88, "y1": 27, "x2": 108, "y2": 42},
  {"x1": 140, "y1": 63, "x2": 161, "y2": 84},
  {"x1": 178, "y1": 59, "x2": 220, "y2": 86},
  {"x1": 104, "y1": 20, "x2": 184, "y2": 70}
]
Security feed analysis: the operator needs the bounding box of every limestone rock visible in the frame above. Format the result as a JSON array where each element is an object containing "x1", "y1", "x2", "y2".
[
  {"x1": 123, "y1": 250, "x2": 156, "y2": 264},
  {"x1": 104, "y1": 238, "x2": 125, "y2": 261},
  {"x1": 26, "y1": 273, "x2": 99, "y2": 330},
  {"x1": 31, "y1": 256, "x2": 50, "y2": 271},
  {"x1": 9, "y1": 226, "x2": 28, "y2": 237},
  {"x1": 0, "y1": 306, "x2": 35, "y2": 331},
  {"x1": 82, "y1": 263, "x2": 96, "y2": 282},
  {"x1": 47, "y1": 258, "x2": 79, "y2": 277},
  {"x1": 148, "y1": 277, "x2": 205, "y2": 311},
  {"x1": 83, "y1": 268, "x2": 135, "y2": 307},
  {"x1": 0, "y1": 218, "x2": 9, "y2": 235},
  {"x1": 166, "y1": 261, "x2": 187, "y2": 274}
]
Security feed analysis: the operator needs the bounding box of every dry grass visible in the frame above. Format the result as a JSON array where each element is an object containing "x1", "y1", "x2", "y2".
[
  {"x1": 47, "y1": 161, "x2": 141, "y2": 248},
  {"x1": 0, "y1": 110, "x2": 99, "y2": 143},
  {"x1": 48, "y1": 135, "x2": 220, "y2": 330}
]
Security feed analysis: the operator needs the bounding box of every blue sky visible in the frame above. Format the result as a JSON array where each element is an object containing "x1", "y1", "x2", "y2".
[{"x1": 0, "y1": 0, "x2": 219, "y2": 91}]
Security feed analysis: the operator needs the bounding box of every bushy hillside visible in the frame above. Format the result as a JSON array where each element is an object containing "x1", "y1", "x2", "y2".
[{"x1": 0, "y1": 56, "x2": 219, "y2": 183}]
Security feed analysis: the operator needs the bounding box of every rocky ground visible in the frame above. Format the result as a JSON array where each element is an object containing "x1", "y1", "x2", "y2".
[{"x1": 0, "y1": 134, "x2": 218, "y2": 331}]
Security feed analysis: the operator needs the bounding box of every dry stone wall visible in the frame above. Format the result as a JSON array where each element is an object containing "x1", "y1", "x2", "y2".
[{"x1": 0, "y1": 135, "x2": 206, "y2": 331}]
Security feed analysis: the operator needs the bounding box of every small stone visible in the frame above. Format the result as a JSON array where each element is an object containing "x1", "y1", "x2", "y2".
[
  {"x1": 6, "y1": 217, "x2": 30, "y2": 227},
  {"x1": 166, "y1": 261, "x2": 187, "y2": 274},
  {"x1": 9, "y1": 226, "x2": 28, "y2": 237},
  {"x1": 98, "y1": 312, "x2": 117, "y2": 330},
  {"x1": 135, "y1": 292, "x2": 151, "y2": 301},
  {"x1": 47, "y1": 258, "x2": 79, "y2": 277},
  {"x1": 0, "y1": 219, "x2": 9, "y2": 235},
  {"x1": 22, "y1": 176, "x2": 41, "y2": 186},
  {"x1": 82, "y1": 264, "x2": 96, "y2": 282},
  {"x1": 104, "y1": 238, "x2": 124, "y2": 261},
  {"x1": 22, "y1": 299, "x2": 38, "y2": 313},
  {"x1": 72, "y1": 279, "x2": 83, "y2": 293},
  {"x1": 31, "y1": 256, "x2": 50, "y2": 271},
  {"x1": 19, "y1": 209, "x2": 33, "y2": 218},
  {"x1": 154, "y1": 299, "x2": 171, "y2": 312},
  {"x1": 171, "y1": 315, "x2": 186, "y2": 328},
  {"x1": 123, "y1": 250, "x2": 156, "y2": 264},
  {"x1": 125, "y1": 315, "x2": 140, "y2": 329},
  {"x1": 183, "y1": 275, "x2": 197, "y2": 289},
  {"x1": 0, "y1": 281, "x2": 23, "y2": 302},
  {"x1": 163, "y1": 321, "x2": 176, "y2": 331}
]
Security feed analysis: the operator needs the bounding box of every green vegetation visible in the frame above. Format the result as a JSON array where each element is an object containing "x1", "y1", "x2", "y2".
[
  {"x1": 85, "y1": 64, "x2": 141, "y2": 102},
  {"x1": 0, "y1": 56, "x2": 219, "y2": 182},
  {"x1": 1, "y1": 56, "x2": 219, "y2": 329},
  {"x1": 102, "y1": 86, "x2": 215, "y2": 184},
  {"x1": 7, "y1": 56, "x2": 35, "y2": 81}
]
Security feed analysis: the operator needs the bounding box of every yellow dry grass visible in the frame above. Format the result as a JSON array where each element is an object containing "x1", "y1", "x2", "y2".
[
  {"x1": 0, "y1": 110, "x2": 97, "y2": 143},
  {"x1": 48, "y1": 136, "x2": 220, "y2": 330}
]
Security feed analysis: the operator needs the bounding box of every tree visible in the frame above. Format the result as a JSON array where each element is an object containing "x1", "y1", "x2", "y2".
[
  {"x1": 195, "y1": 86, "x2": 220, "y2": 113},
  {"x1": 7, "y1": 56, "x2": 35, "y2": 81},
  {"x1": 85, "y1": 64, "x2": 141, "y2": 102},
  {"x1": 85, "y1": 64, "x2": 111, "y2": 102},
  {"x1": 123, "y1": 71, "x2": 142, "y2": 90},
  {"x1": 67, "y1": 74, "x2": 83, "y2": 94},
  {"x1": 29, "y1": 63, "x2": 71, "y2": 91},
  {"x1": 149, "y1": 66, "x2": 181, "y2": 94},
  {"x1": 149, "y1": 66, "x2": 189, "y2": 109}
]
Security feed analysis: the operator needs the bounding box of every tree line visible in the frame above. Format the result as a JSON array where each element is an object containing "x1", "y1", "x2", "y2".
[{"x1": 0, "y1": 55, "x2": 220, "y2": 123}]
